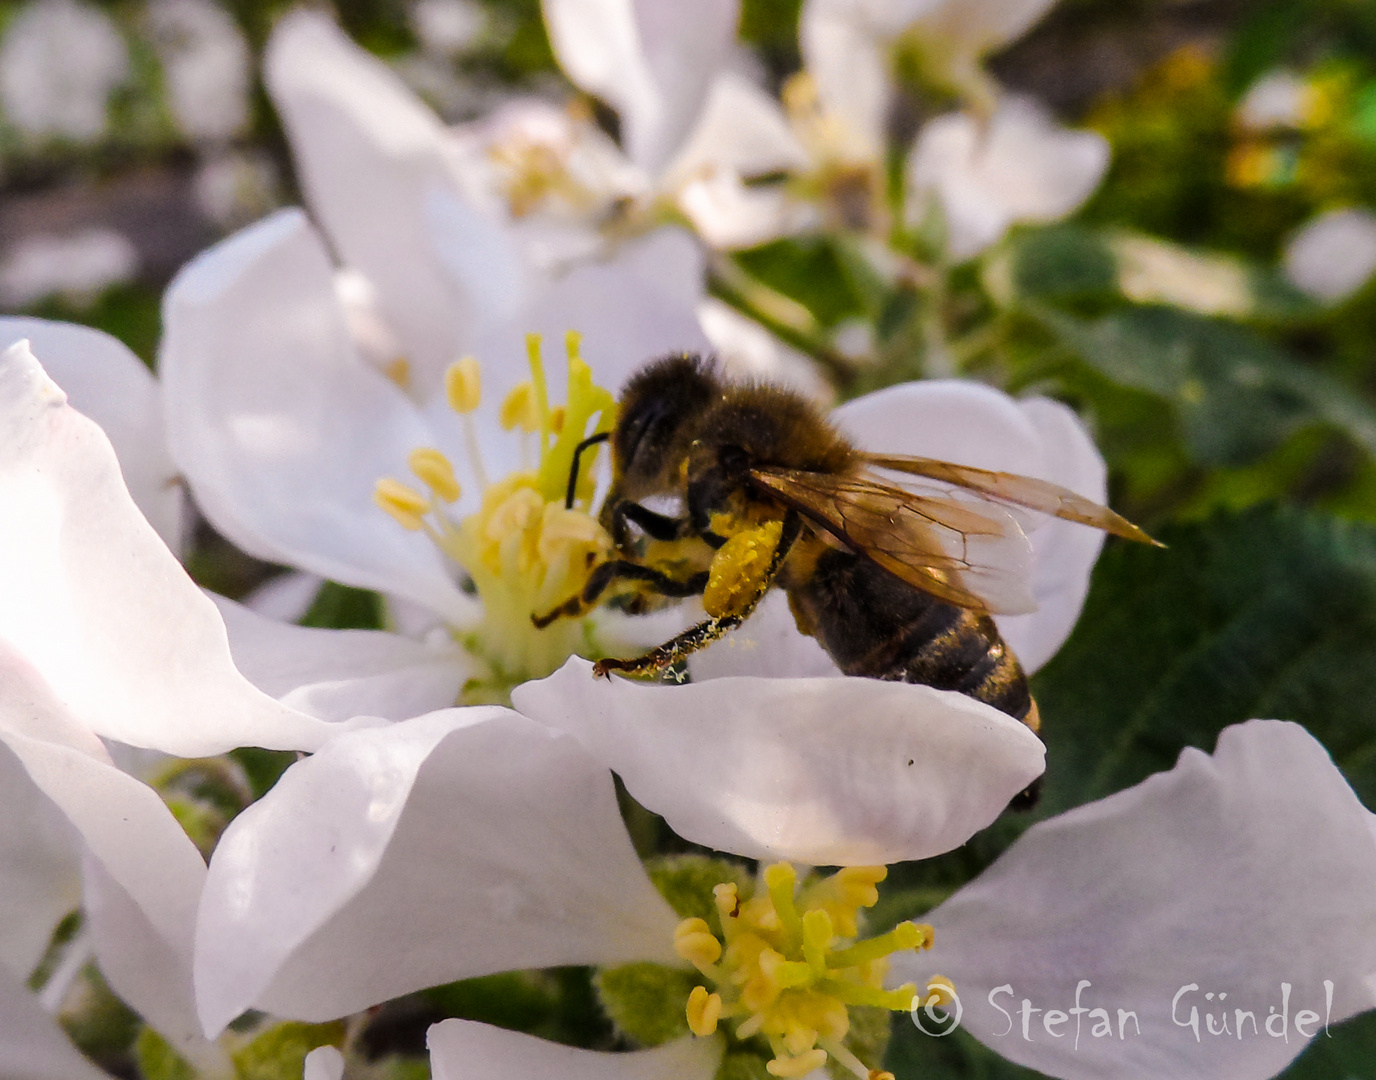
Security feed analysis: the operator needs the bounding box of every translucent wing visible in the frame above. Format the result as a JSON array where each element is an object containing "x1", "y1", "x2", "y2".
[
  {"x1": 860, "y1": 454, "x2": 1161, "y2": 546},
  {"x1": 748, "y1": 466, "x2": 1037, "y2": 615}
]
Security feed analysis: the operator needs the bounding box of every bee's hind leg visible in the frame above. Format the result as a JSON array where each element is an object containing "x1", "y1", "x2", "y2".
[{"x1": 593, "y1": 512, "x2": 801, "y2": 680}]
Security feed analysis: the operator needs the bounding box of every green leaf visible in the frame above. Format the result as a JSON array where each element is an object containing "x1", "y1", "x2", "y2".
[
  {"x1": 299, "y1": 581, "x2": 384, "y2": 630},
  {"x1": 1032, "y1": 507, "x2": 1376, "y2": 814},
  {"x1": 886, "y1": 1017, "x2": 1048, "y2": 1080},
  {"x1": 1038, "y1": 306, "x2": 1376, "y2": 465},
  {"x1": 1277, "y1": 1010, "x2": 1376, "y2": 1079}
]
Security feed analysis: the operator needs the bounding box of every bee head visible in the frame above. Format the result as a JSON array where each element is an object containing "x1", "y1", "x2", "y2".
[{"x1": 612, "y1": 353, "x2": 723, "y2": 496}]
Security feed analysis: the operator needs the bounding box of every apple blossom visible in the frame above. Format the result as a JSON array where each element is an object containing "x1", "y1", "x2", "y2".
[
  {"x1": 192, "y1": 657, "x2": 1047, "y2": 1074},
  {"x1": 0, "y1": 336, "x2": 371, "y2": 1068}
]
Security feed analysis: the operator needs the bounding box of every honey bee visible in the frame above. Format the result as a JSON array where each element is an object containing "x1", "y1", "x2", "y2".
[{"x1": 536, "y1": 354, "x2": 1156, "y2": 762}]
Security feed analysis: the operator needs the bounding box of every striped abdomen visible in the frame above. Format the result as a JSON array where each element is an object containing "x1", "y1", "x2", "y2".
[{"x1": 788, "y1": 548, "x2": 1036, "y2": 727}]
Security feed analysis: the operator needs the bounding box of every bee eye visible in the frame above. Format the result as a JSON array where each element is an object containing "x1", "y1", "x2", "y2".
[{"x1": 618, "y1": 396, "x2": 680, "y2": 474}]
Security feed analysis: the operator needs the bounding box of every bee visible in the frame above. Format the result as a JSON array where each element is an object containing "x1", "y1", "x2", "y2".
[{"x1": 536, "y1": 354, "x2": 1156, "y2": 761}]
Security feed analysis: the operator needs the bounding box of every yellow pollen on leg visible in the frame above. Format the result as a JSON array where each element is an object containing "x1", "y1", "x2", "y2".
[{"x1": 678, "y1": 863, "x2": 942, "y2": 1080}]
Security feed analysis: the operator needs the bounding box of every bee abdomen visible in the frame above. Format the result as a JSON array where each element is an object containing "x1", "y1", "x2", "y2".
[{"x1": 795, "y1": 551, "x2": 1034, "y2": 725}]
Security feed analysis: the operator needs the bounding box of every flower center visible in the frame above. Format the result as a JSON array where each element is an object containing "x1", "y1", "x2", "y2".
[
  {"x1": 374, "y1": 332, "x2": 617, "y2": 702},
  {"x1": 675, "y1": 863, "x2": 943, "y2": 1080}
]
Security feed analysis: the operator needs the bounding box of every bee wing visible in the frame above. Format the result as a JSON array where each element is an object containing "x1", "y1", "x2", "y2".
[
  {"x1": 860, "y1": 454, "x2": 1160, "y2": 546},
  {"x1": 749, "y1": 466, "x2": 1037, "y2": 615}
]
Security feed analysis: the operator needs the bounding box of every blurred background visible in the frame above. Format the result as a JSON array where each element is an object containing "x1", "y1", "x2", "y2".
[{"x1": 3, "y1": 0, "x2": 1376, "y2": 549}]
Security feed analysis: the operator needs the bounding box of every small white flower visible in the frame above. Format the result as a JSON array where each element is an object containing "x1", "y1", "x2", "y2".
[
  {"x1": 0, "y1": 228, "x2": 139, "y2": 309},
  {"x1": 146, "y1": 0, "x2": 252, "y2": 142},
  {"x1": 800, "y1": 0, "x2": 1059, "y2": 155},
  {"x1": 1283, "y1": 207, "x2": 1376, "y2": 304},
  {"x1": 0, "y1": 0, "x2": 128, "y2": 141},
  {"x1": 907, "y1": 97, "x2": 1109, "y2": 260},
  {"x1": 410, "y1": 0, "x2": 486, "y2": 57}
]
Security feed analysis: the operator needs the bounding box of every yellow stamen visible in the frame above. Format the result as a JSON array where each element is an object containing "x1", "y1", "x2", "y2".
[
  {"x1": 675, "y1": 918, "x2": 723, "y2": 970},
  {"x1": 679, "y1": 864, "x2": 938, "y2": 1080},
  {"x1": 374, "y1": 478, "x2": 430, "y2": 531},
  {"x1": 499, "y1": 381, "x2": 539, "y2": 433},
  {"x1": 525, "y1": 333, "x2": 551, "y2": 445},
  {"x1": 408, "y1": 447, "x2": 461, "y2": 503},
  {"x1": 767, "y1": 1048, "x2": 827, "y2": 1077},
  {"x1": 922, "y1": 975, "x2": 956, "y2": 1008},
  {"x1": 549, "y1": 404, "x2": 566, "y2": 435},
  {"x1": 764, "y1": 863, "x2": 803, "y2": 943},
  {"x1": 687, "y1": 986, "x2": 723, "y2": 1037},
  {"x1": 445, "y1": 355, "x2": 482, "y2": 414},
  {"x1": 382, "y1": 357, "x2": 411, "y2": 388}
]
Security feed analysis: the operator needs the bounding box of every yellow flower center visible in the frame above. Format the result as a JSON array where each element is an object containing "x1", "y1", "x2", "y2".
[
  {"x1": 374, "y1": 332, "x2": 617, "y2": 702},
  {"x1": 676, "y1": 863, "x2": 944, "y2": 1080}
]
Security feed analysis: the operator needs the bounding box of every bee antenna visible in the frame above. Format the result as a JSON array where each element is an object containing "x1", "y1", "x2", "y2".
[{"x1": 566, "y1": 431, "x2": 612, "y2": 509}]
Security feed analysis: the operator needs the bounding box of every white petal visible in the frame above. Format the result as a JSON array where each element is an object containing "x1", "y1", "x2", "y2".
[
  {"x1": 0, "y1": 341, "x2": 342, "y2": 755},
  {"x1": 303, "y1": 1046, "x2": 345, "y2": 1080},
  {"x1": 212, "y1": 593, "x2": 469, "y2": 721},
  {"x1": 910, "y1": 0, "x2": 1058, "y2": 59},
  {"x1": 513, "y1": 658, "x2": 1045, "y2": 865},
  {"x1": 159, "y1": 209, "x2": 477, "y2": 626},
  {"x1": 677, "y1": 171, "x2": 815, "y2": 250},
  {"x1": 0, "y1": 743, "x2": 80, "y2": 981},
  {"x1": 544, "y1": 0, "x2": 739, "y2": 176},
  {"x1": 264, "y1": 10, "x2": 527, "y2": 392},
  {"x1": 991, "y1": 397, "x2": 1106, "y2": 672},
  {"x1": 194, "y1": 708, "x2": 679, "y2": 1035},
  {"x1": 799, "y1": 0, "x2": 893, "y2": 161},
  {"x1": 241, "y1": 571, "x2": 323, "y2": 623},
  {"x1": 474, "y1": 227, "x2": 710, "y2": 407},
  {"x1": 697, "y1": 298, "x2": 831, "y2": 402},
  {"x1": 1283, "y1": 207, "x2": 1376, "y2": 304},
  {"x1": 0, "y1": 962, "x2": 111, "y2": 1080},
  {"x1": 688, "y1": 589, "x2": 841, "y2": 681},
  {"x1": 83, "y1": 859, "x2": 227, "y2": 1068},
  {"x1": 900, "y1": 721, "x2": 1376, "y2": 1080},
  {"x1": 0, "y1": 318, "x2": 184, "y2": 554},
  {"x1": 665, "y1": 72, "x2": 810, "y2": 184},
  {"x1": 834, "y1": 380, "x2": 1107, "y2": 672},
  {"x1": 908, "y1": 99, "x2": 1109, "y2": 259},
  {"x1": 430, "y1": 1020, "x2": 721, "y2": 1080}
]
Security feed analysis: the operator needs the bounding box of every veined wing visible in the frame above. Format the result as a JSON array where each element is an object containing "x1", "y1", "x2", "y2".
[
  {"x1": 749, "y1": 466, "x2": 1037, "y2": 615},
  {"x1": 861, "y1": 454, "x2": 1161, "y2": 546}
]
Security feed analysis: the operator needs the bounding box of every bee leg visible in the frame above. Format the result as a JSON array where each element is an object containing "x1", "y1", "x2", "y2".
[
  {"x1": 609, "y1": 499, "x2": 692, "y2": 548},
  {"x1": 531, "y1": 560, "x2": 709, "y2": 629},
  {"x1": 593, "y1": 512, "x2": 801, "y2": 679}
]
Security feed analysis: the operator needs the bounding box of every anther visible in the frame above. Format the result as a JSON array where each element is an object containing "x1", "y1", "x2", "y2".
[
  {"x1": 383, "y1": 357, "x2": 412, "y2": 389},
  {"x1": 923, "y1": 975, "x2": 956, "y2": 1008},
  {"x1": 674, "y1": 918, "x2": 723, "y2": 970},
  {"x1": 408, "y1": 448, "x2": 461, "y2": 502},
  {"x1": 686, "y1": 986, "x2": 722, "y2": 1037},
  {"x1": 500, "y1": 382, "x2": 539, "y2": 433},
  {"x1": 445, "y1": 356, "x2": 482, "y2": 414},
  {"x1": 374, "y1": 478, "x2": 430, "y2": 531}
]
